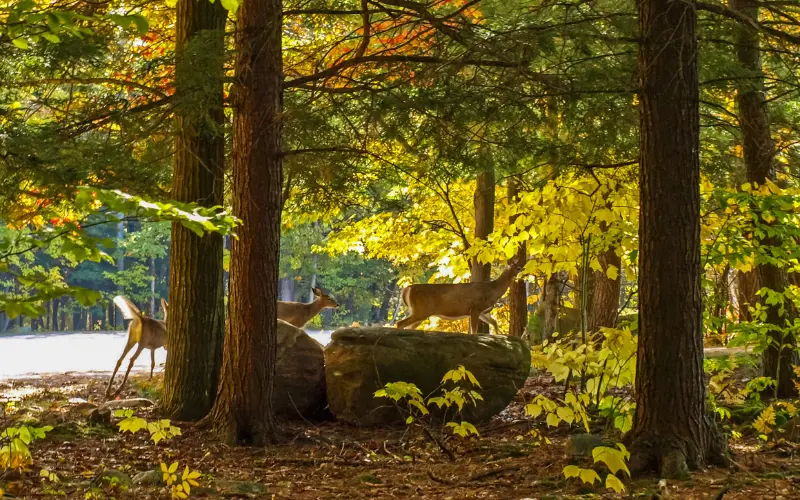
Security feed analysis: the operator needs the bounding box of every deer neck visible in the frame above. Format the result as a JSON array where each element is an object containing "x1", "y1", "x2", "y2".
[
  {"x1": 489, "y1": 266, "x2": 518, "y2": 299},
  {"x1": 307, "y1": 297, "x2": 327, "y2": 316}
]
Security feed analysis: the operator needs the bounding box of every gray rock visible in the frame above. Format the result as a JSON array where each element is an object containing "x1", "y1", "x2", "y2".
[
  {"x1": 87, "y1": 407, "x2": 111, "y2": 425},
  {"x1": 564, "y1": 433, "x2": 605, "y2": 457},
  {"x1": 132, "y1": 469, "x2": 163, "y2": 486},
  {"x1": 324, "y1": 327, "x2": 531, "y2": 425},
  {"x1": 73, "y1": 402, "x2": 99, "y2": 414},
  {"x1": 93, "y1": 469, "x2": 132, "y2": 487},
  {"x1": 273, "y1": 321, "x2": 327, "y2": 420},
  {"x1": 100, "y1": 398, "x2": 154, "y2": 411}
]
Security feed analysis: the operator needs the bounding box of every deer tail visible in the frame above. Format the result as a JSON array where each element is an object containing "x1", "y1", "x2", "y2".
[{"x1": 113, "y1": 295, "x2": 142, "y2": 321}]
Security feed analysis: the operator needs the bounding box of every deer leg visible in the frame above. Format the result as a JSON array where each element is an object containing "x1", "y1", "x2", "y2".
[
  {"x1": 469, "y1": 310, "x2": 482, "y2": 334},
  {"x1": 479, "y1": 312, "x2": 500, "y2": 334},
  {"x1": 106, "y1": 340, "x2": 136, "y2": 396},
  {"x1": 149, "y1": 349, "x2": 156, "y2": 379},
  {"x1": 396, "y1": 314, "x2": 426, "y2": 330},
  {"x1": 112, "y1": 345, "x2": 145, "y2": 397}
]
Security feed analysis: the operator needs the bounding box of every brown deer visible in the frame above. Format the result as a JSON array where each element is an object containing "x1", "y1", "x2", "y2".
[
  {"x1": 395, "y1": 258, "x2": 525, "y2": 334},
  {"x1": 105, "y1": 296, "x2": 169, "y2": 398},
  {"x1": 277, "y1": 287, "x2": 339, "y2": 328}
]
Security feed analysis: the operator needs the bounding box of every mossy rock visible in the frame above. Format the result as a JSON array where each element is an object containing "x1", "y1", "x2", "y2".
[{"x1": 325, "y1": 327, "x2": 531, "y2": 426}]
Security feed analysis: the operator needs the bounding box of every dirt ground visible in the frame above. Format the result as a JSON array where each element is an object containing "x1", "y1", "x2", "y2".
[{"x1": 1, "y1": 372, "x2": 798, "y2": 499}]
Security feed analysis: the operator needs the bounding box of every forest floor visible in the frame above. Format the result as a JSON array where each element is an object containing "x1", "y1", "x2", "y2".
[{"x1": 1, "y1": 363, "x2": 798, "y2": 499}]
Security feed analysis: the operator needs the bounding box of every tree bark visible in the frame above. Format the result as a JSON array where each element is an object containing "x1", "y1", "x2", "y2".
[
  {"x1": 471, "y1": 168, "x2": 495, "y2": 334},
  {"x1": 630, "y1": 0, "x2": 728, "y2": 477},
  {"x1": 159, "y1": 0, "x2": 227, "y2": 421},
  {"x1": 540, "y1": 272, "x2": 562, "y2": 342},
  {"x1": 211, "y1": 0, "x2": 282, "y2": 445},
  {"x1": 507, "y1": 177, "x2": 527, "y2": 337},
  {"x1": 587, "y1": 245, "x2": 621, "y2": 335},
  {"x1": 730, "y1": 0, "x2": 797, "y2": 398}
]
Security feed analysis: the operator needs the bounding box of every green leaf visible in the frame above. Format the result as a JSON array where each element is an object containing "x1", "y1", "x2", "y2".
[
  {"x1": 41, "y1": 32, "x2": 61, "y2": 43},
  {"x1": 12, "y1": 38, "x2": 29, "y2": 50},
  {"x1": 130, "y1": 14, "x2": 149, "y2": 35}
]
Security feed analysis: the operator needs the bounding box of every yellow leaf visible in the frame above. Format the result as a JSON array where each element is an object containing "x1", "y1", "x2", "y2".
[
  {"x1": 606, "y1": 473, "x2": 626, "y2": 492},
  {"x1": 563, "y1": 465, "x2": 581, "y2": 479},
  {"x1": 579, "y1": 468, "x2": 601, "y2": 485},
  {"x1": 168, "y1": 461, "x2": 179, "y2": 473},
  {"x1": 556, "y1": 406, "x2": 575, "y2": 424},
  {"x1": 546, "y1": 412, "x2": 560, "y2": 427},
  {"x1": 525, "y1": 403, "x2": 543, "y2": 418},
  {"x1": 606, "y1": 265, "x2": 619, "y2": 280}
]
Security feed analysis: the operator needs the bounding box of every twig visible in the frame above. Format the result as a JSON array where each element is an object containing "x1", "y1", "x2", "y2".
[
  {"x1": 468, "y1": 464, "x2": 521, "y2": 481},
  {"x1": 422, "y1": 427, "x2": 456, "y2": 462},
  {"x1": 426, "y1": 470, "x2": 455, "y2": 485}
]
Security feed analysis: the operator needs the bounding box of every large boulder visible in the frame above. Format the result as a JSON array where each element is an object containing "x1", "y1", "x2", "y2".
[
  {"x1": 325, "y1": 328, "x2": 531, "y2": 426},
  {"x1": 274, "y1": 321, "x2": 327, "y2": 419}
]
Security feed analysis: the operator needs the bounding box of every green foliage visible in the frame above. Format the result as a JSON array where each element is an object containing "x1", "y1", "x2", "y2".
[{"x1": 0, "y1": 424, "x2": 53, "y2": 470}]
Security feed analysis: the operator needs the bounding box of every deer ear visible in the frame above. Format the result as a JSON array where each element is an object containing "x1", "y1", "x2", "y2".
[
  {"x1": 313, "y1": 287, "x2": 322, "y2": 297},
  {"x1": 161, "y1": 298, "x2": 169, "y2": 311}
]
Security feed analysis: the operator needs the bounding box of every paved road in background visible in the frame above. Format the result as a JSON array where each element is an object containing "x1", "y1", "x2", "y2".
[{"x1": 0, "y1": 330, "x2": 333, "y2": 380}]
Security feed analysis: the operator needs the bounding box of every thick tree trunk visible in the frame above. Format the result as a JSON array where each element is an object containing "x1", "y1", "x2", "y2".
[
  {"x1": 507, "y1": 177, "x2": 527, "y2": 337},
  {"x1": 731, "y1": 0, "x2": 797, "y2": 398},
  {"x1": 470, "y1": 169, "x2": 495, "y2": 334},
  {"x1": 588, "y1": 245, "x2": 621, "y2": 335},
  {"x1": 159, "y1": 0, "x2": 227, "y2": 421},
  {"x1": 211, "y1": 0, "x2": 282, "y2": 445},
  {"x1": 630, "y1": 0, "x2": 727, "y2": 477}
]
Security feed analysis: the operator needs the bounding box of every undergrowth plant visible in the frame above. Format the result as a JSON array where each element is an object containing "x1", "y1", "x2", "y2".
[
  {"x1": 374, "y1": 365, "x2": 484, "y2": 457},
  {"x1": 527, "y1": 326, "x2": 637, "y2": 493}
]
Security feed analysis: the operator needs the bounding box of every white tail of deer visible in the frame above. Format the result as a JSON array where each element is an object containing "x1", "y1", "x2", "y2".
[
  {"x1": 277, "y1": 287, "x2": 339, "y2": 328},
  {"x1": 395, "y1": 259, "x2": 525, "y2": 334},
  {"x1": 105, "y1": 296, "x2": 168, "y2": 398}
]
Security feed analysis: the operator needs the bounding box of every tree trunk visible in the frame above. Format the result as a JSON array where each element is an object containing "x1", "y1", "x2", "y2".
[
  {"x1": 470, "y1": 168, "x2": 495, "y2": 334},
  {"x1": 540, "y1": 273, "x2": 561, "y2": 342},
  {"x1": 378, "y1": 280, "x2": 396, "y2": 324},
  {"x1": 730, "y1": 0, "x2": 797, "y2": 398},
  {"x1": 588, "y1": 245, "x2": 621, "y2": 335},
  {"x1": 159, "y1": 0, "x2": 227, "y2": 421},
  {"x1": 736, "y1": 270, "x2": 758, "y2": 322},
  {"x1": 211, "y1": 0, "x2": 282, "y2": 445},
  {"x1": 279, "y1": 277, "x2": 295, "y2": 302},
  {"x1": 507, "y1": 177, "x2": 527, "y2": 337},
  {"x1": 51, "y1": 298, "x2": 59, "y2": 332},
  {"x1": 150, "y1": 257, "x2": 157, "y2": 316},
  {"x1": 630, "y1": 0, "x2": 727, "y2": 477}
]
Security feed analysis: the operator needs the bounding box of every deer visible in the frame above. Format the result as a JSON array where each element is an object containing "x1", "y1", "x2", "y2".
[
  {"x1": 105, "y1": 295, "x2": 169, "y2": 398},
  {"x1": 277, "y1": 287, "x2": 339, "y2": 328},
  {"x1": 395, "y1": 258, "x2": 525, "y2": 334}
]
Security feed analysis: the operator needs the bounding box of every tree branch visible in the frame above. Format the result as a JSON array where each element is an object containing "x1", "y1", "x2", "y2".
[{"x1": 698, "y1": 1, "x2": 800, "y2": 45}]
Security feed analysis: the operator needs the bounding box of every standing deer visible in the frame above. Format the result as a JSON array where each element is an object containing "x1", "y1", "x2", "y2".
[
  {"x1": 277, "y1": 287, "x2": 339, "y2": 328},
  {"x1": 105, "y1": 295, "x2": 169, "y2": 398},
  {"x1": 395, "y1": 258, "x2": 525, "y2": 334}
]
